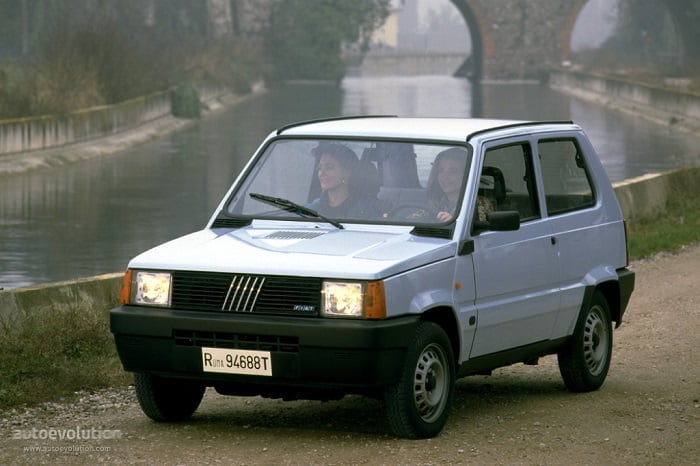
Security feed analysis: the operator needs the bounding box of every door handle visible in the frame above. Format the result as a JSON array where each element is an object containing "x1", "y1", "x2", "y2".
[{"x1": 551, "y1": 236, "x2": 557, "y2": 245}]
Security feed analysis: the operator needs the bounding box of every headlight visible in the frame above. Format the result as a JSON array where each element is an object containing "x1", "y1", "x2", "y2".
[
  {"x1": 322, "y1": 282, "x2": 363, "y2": 317},
  {"x1": 321, "y1": 281, "x2": 386, "y2": 319},
  {"x1": 132, "y1": 271, "x2": 172, "y2": 306}
]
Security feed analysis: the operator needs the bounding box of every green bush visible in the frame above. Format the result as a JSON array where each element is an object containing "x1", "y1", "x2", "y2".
[
  {"x1": 170, "y1": 83, "x2": 201, "y2": 118},
  {"x1": 0, "y1": 65, "x2": 35, "y2": 119}
]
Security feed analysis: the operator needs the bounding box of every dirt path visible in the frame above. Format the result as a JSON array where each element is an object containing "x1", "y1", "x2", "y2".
[{"x1": 1, "y1": 245, "x2": 698, "y2": 465}]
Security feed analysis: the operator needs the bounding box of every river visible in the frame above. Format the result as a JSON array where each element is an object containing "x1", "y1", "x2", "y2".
[{"x1": 2, "y1": 76, "x2": 700, "y2": 288}]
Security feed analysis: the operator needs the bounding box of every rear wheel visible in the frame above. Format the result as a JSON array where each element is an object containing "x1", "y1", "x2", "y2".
[
  {"x1": 385, "y1": 322, "x2": 455, "y2": 438},
  {"x1": 557, "y1": 291, "x2": 613, "y2": 392},
  {"x1": 134, "y1": 373, "x2": 205, "y2": 422}
]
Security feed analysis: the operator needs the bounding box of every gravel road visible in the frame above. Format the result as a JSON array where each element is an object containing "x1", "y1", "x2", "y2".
[{"x1": 1, "y1": 245, "x2": 698, "y2": 465}]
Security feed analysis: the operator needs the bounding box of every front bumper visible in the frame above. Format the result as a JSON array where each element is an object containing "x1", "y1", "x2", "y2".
[{"x1": 110, "y1": 306, "x2": 419, "y2": 390}]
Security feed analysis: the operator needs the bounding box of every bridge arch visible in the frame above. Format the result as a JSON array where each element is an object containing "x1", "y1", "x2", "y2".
[
  {"x1": 447, "y1": 0, "x2": 699, "y2": 80},
  {"x1": 447, "y1": 0, "x2": 491, "y2": 82},
  {"x1": 449, "y1": 0, "x2": 589, "y2": 81},
  {"x1": 559, "y1": 0, "x2": 589, "y2": 60}
]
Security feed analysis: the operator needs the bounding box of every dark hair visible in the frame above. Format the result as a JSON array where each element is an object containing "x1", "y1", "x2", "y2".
[
  {"x1": 312, "y1": 142, "x2": 360, "y2": 194},
  {"x1": 427, "y1": 147, "x2": 468, "y2": 203},
  {"x1": 312, "y1": 142, "x2": 359, "y2": 172}
]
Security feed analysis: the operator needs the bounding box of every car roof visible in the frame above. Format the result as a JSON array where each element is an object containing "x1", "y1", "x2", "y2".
[{"x1": 276, "y1": 116, "x2": 578, "y2": 142}]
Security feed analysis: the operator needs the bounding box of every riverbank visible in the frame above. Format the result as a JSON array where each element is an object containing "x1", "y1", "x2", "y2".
[
  {"x1": 549, "y1": 68, "x2": 700, "y2": 134},
  {"x1": 0, "y1": 84, "x2": 264, "y2": 177}
]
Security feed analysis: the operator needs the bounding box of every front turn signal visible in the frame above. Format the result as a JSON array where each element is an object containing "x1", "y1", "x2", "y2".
[
  {"x1": 364, "y1": 281, "x2": 387, "y2": 319},
  {"x1": 119, "y1": 268, "x2": 133, "y2": 305}
]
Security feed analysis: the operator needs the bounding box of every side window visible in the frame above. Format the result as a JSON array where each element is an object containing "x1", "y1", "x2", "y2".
[
  {"x1": 479, "y1": 143, "x2": 540, "y2": 222},
  {"x1": 538, "y1": 139, "x2": 595, "y2": 216}
]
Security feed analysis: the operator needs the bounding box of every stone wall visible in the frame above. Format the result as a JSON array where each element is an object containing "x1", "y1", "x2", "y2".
[
  {"x1": 347, "y1": 53, "x2": 469, "y2": 77},
  {"x1": 0, "y1": 84, "x2": 230, "y2": 156},
  {"x1": 234, "y1": 0, "x2": 278, "y2": 34},
  {"x1": 549, "y1": 69, "x2": 700, "y2": 132},
  {"x1": 0, "y1": 273, "x2": 122, "y2": 328},
  {"x1": 476, "y1": 0, "x2": 570, "y2": 79},
  {"x1": 613, "y1": 165, "x2": 700, "y2": 221}
]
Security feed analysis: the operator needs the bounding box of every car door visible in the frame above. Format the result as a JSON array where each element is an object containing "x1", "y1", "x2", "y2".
[
  {"x1": 535, "y1": 135, "x2": 611, "y2": 339},
  {"x1": 467, "y1": 139, "x2": 561, "y2": 358}
]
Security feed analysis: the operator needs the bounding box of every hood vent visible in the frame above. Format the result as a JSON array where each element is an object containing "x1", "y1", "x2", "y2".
[
  {"x1": 211, "y1": 217, "x2": 252, "y2": 229},
  {"x1": 264, "y1": 231, "x2": 325, "y2": 240}
]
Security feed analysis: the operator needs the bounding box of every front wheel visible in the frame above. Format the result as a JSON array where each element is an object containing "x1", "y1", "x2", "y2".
[
  {"x1": 134, "y1": 373, "x2": 205, "y2": 422},
  {"x1": 557, "y1": 291, "x2": 613, "y2": 392},
  {"x1": 385, "y1": 322, "x2": 455, "y2": 439}
]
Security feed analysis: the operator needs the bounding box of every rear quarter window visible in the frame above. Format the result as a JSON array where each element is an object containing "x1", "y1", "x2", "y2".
[{"x1": 538, "y1": 138, "x2": 595, "y2": 216}]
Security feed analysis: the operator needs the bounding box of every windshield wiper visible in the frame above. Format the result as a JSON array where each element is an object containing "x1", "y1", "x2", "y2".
[{"x1": 249, "y1": 193, "x2": 344, "y2": 229}]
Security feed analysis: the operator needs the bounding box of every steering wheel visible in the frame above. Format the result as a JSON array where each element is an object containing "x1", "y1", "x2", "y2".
[{"x1": 387, "y1": 204, "x2": 438, "y2": 221}]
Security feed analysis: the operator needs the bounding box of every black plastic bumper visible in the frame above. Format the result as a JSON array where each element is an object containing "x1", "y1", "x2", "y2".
[
  {"x1": 617, "y1": 267, "x2": 635, "y2": 323},
  {"x1": 110, "y1": 306, "x2": 419, "y2": 390}
]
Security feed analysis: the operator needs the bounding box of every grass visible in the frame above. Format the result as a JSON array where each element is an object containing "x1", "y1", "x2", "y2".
[
  {"x1": 627, "y1": 190, "x2": 700, "y2": 261},
  {"x1": 0, "y1": 303, "x2": 130, "y2": 410}
]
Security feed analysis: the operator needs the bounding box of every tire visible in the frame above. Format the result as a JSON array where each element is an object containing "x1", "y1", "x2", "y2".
[
  {"x1": 384, "y1": 322, "x2": 455, "y2": 439},
  {"x1": 134, "y1": 373, "x2": 205, "y2": 422},
  {"x1": 557, "y1": 291, "x2": 613, "y2": 392}
]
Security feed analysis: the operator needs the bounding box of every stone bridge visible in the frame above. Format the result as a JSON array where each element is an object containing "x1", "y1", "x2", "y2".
[
  {"x1": 228, "y1": 0, "x2": 699, "y2": 81},
  {"x1": 448, "y1": 0, "x2": 699, "y2": 80}
]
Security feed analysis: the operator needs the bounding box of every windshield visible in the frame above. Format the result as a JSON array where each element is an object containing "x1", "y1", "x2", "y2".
[{"x1": 224, "y1": 138, "x2": 471, "y2": 226}]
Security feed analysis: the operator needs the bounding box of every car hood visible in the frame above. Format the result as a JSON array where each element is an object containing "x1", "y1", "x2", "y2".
[{"x1": 128, "y1": 222, "x2": 455, "y2": 279}]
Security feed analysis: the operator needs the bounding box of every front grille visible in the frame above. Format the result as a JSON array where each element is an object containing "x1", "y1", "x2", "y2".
[
  {"x1": 173, "y1": 330, "x2": 299, "y2": 352},
  {"x1": 171, "y1": 271, "x2": 322, "y2": 316}
]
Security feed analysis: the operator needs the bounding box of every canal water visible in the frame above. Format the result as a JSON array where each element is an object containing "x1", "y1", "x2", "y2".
[{"x1": 2, "y1": 76, "x2": 700, "y2": 288}]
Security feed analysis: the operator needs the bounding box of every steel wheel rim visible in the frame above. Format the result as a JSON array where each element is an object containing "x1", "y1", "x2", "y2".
[
  {"x1": 413, "y1": 343, "x2": 448, "y2": 422},
  {"x1": 582, "y1": 306, "x2": 609, "y2": 376}
]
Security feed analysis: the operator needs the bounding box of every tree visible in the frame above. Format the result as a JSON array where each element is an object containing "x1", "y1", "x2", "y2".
[
  {"x1": 605, "y1": 0, "x2": 681, "y2": 73},
  {"x1": 265, "y1": 0, "x2": 389, "y2": 83}
]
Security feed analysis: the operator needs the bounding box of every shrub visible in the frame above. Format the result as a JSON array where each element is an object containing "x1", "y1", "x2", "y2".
[{"x1": 170, "y1": 83, "x2": 201, "y2": 118}]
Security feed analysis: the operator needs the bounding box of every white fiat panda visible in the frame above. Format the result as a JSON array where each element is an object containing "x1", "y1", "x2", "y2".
[{"x1": 111, "y1": 117, "x2": 635, "y2": 438}]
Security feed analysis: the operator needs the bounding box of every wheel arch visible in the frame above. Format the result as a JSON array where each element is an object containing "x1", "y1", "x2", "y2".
[
  {"x1": 598, "y1": 280, "x2": 621, "y2": 322},
  {"x1": 583, "y1": 280, "x2": 621, "y2": 326},
  {"x1": 420, "y1": 306, "x2": 461, "y2": 363},
  {"x1": 582, "y1": 266, "x2": 625, "y2": 327}
]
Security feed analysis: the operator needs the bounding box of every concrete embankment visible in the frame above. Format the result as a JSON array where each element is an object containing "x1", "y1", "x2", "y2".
[
  {"x1": 549, "y1": 69, "x2": 700, "y2": 133},
  {"x1": 0, "y1": 273, "x2": 122, "y2": 327},
  {"x1": 0, "y1": 83, "x2": 263, "y2": 176}
]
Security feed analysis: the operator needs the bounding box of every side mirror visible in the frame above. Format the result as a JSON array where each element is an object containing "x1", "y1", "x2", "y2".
[{"x1": 473, "y1": 210, "x2": 520, "y2": 234}]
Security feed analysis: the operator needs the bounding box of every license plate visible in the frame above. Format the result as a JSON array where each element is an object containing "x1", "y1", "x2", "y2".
[{"x1": 201, "y1": 347, "x2": 272, "y2": 376}]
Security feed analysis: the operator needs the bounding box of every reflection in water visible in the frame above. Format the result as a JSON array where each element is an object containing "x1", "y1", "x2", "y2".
[
  {"x1": 1, "y1": 77, "x2": 700, "y2": 288},
  {"x1": 342, "y1": 76, "x2": 472, "y2": 117}
]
